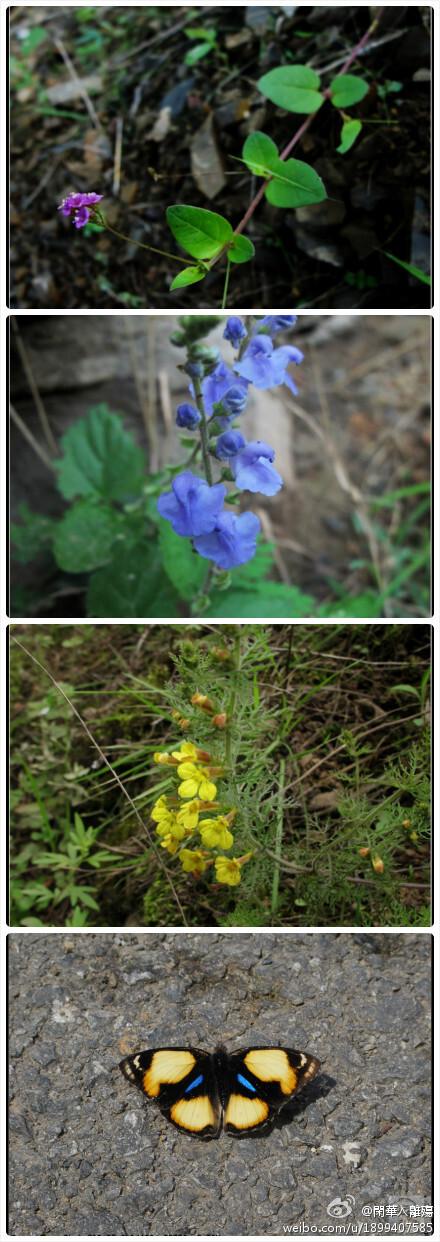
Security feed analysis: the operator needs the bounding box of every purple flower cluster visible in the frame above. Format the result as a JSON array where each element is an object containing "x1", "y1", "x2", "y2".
[
  {"x1": 58, "y1": 192, "x2": 103, "y2": 228},
  {"x1": 157, "y1": 316, "x2": 302, "y2": 570}
]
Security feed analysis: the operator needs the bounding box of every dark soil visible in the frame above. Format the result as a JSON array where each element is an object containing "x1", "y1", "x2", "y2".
[{"x1": 10, "y1": 5, "x2": 431, "y2": 310}]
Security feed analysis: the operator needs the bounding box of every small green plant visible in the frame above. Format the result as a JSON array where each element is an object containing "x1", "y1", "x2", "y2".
[
  {"x1": 55, "y1": 11, "x2": 385, "y2": 306},
  {"x1": 10, "y1": 625, "x2": 431, "y2": 929}
]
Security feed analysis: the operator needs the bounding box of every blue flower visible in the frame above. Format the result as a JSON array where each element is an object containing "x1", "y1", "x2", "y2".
[
  {"x1": 222, "y1": 385, "x2": 248, "y2": 415},
  {"x1": 193, "y1": 510, "x2": 260, "y2": 569},
  {"x1": 176, "y1": 403, "x2": 202, "y2": 429},
  {"x1": 157, "y1": 471, "x2": 226, "y2": 537},
  {"x1": 234, "y1": 336, "x2": 303, "y2": 393},
  {"x1": 223, "y1": 317, "x2": 247, "y2": 348},
  {"x1": 259, "y1": 315, "x2": 297, "y2": 334},
  {"x1": 216, "y1": 430, "x2": 246, "y2": 460},
  {"x1": 230, "y1": 440, "x2": 283, "y2": 496},
  {"x1": 196, "y1": 360, "x2": 249, "y2": 417}
]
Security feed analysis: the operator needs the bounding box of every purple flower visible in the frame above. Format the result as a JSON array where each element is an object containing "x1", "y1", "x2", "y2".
[
  {"x1": 57, "y1": 192, "x2": 103, "y2": 228},
  {"x1": 216, "y1": 430, "x2": 246, "y2": 460},
  {"x1": 223, "y1": 317, "x2": 247, "y2": 348},
  {"x1": 193, "y1": 510, "x2": 260, "y2": 569},
  {"x1": 234, "y1": 336, "x2": 303, "y2": 393},
  {"x1": 259, "y1": 316, "x2": 297, "y2": 334},
  {"x1": 195, "y1": 360, "x2": 249, "y2": 417},
  {"x1": 229, "y1": 441, "x2": 283, "y2": 496},
  {"x1": 157, "y1": 471, "x2": 226, "y2": 537},
  {"x1": 176, "y1": 403, "x2": 202, "y2": 430}
]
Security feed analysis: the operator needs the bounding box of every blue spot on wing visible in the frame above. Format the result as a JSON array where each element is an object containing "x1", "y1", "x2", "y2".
[
  {"x1": 237, "y1": 1073, "x2": 256, "y2": 1093},
  {"x1": 185, "y1": 1073, "x2": 204, "y2": 1093}
]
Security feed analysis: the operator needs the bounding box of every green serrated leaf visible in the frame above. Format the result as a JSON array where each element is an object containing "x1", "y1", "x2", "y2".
[
  {"x1": 158, "y1": 521, "x2": 206, "y2": 596},
  {"x1": 337, "y1": 118, "x2": 362, "y2": 154},
  {"x1": 53, "y1": 500, "x2": 121, "y2": 572},
  {"x1": 11, "y1": 504, "x2": 57, "y2": 563},
  {"x1": 265, "y1": 158, "x2": 326, "y2": 208},
  {"x1": 86, "y1": 542, "x2": 180, "y2": 617},
  {"x1": 258, "y1": 65, "x2": 324, "y2": 114},
  {"x1": 170, "y1": 266, "x2": 207, "y2": 290},
  {"x1": 242, "y1": 132, "x2": 279, "y2": 177},
  {"x1": 57, "y1": 405, "x2": 145, "y2": 501},
  {"x1": 167, "y1": 205, "x2": 232, "y2": 260},
  {"x1": 330, "y1": 74, "x2": 369, "y2": 108}
]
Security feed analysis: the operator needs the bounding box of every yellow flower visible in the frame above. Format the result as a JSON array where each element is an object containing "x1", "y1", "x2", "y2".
[
  {"x1": 177, "y1": 762, "x2": 217, "y2": 801},
  {"x1": 159, "y1": 833, "x2": 182, "y2": 855},
  {"x1": 214, "y1": 857, "x2": 242, "y2": 886},
  {"x1": 151, "y1": 796, "x2": 174, "y2": 827},
  {"x1": 176, "y1": 799, "x2": 200, "y2": 831},
  {"x1": 371, "y1": 853, "x2": 384, "y2": 874},
  {"x1": 179, "y1": 849, "x2": 210, "y2": 875},
  {"x1": 198, "y1": 816, "x2": 234, "y2": 850},
  {"x1": 153, "y1": 751, "x2": 173, "y2": 765},
  {"x1": 155, "y1": 815, "x2": 185, "y2": 840},
  {"x1": 171, "y1": 741, "x2": 198, "y2": 762}
]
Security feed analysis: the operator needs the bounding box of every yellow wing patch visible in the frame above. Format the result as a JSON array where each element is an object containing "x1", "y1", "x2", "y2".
[
  {"x1": 171, "y1": 1095, "x2": 216, "y2": 1132},
  {"x1": 244, "y1": 1048, "x2": 298, "y2": 1095},
  {"x1": 143, "y1": 1049, "x2": 196, "y2": 1097},
  {"x1": 224, "y1": 1093, "x2": 269, "y2": 1130}
]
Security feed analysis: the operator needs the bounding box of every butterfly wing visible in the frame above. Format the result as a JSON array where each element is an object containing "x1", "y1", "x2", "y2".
[
  {"x1": 222, "y1": 1046, "x2": 320, "y2": 1135},
  {"x1": 119, "y1": 1047, "x2": 221, "y2": 1137}
]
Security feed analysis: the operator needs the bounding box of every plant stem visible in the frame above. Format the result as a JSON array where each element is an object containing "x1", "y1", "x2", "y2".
[
  {"x1": 93, "y1": 213, "x2": 197, "y2": 268},
  {"x1": 192, "y1": 376, "x2": 213, "y2": 485},
  {"x1": 225, "y1": 631, "x2": 242, "y2": 768},
  {"x1": 271, "y1": 758, "x2": 285, "y2": 914}
]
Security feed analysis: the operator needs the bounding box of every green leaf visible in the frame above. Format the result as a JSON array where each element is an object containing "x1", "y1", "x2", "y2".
[
  {"x1": 318, "y1": 593, "x2": 381, "y2": 618},
  {"x1": 170, "y1": 266, "x2": 207, "y2": 290},
  {"x1": 227, "y1": 233, "x2": 255, "y2": 264},
  {"x1": 167, "y1": 205, "x2": 232, "y2": 260},
  {"x1": 53, "y1": 499, "x2": 120, "y2": 572},
  {"x1": 86, "y1": 542, "x2": 180, "y2": 617},
  {"x1": 382, "y1": 252, "x2": 431, "y2": 286},
  {"x1": 330, "y1": 74, "x2": 369, "y2": 108},
  {"x1": 158, "y1": 521, "x2": 206, "y2": 596},
  {"x1": 184, "y1": 43, "x2": 214, "y2": 65},
  {"x1": 11, "y1": 503, "x2": 57, "y2": 563},
  {"x1": 265, "y1": 158, "x2": 326, "y2": 208},
  {"x1": 242, "y1": 132, "x2": 279, "y2": 177},
  {"x1": 57, "y1": 405, "x2": 145, "y2": 501},
  {"x1": 337, "y1": 118, "x2": 362, "y2": 154},
  {"x1": 258, "y1": 65, "x2": 324, "y2": 114},
  {"x1": 205, "y1": 583, "x2": 314, "y2": 618}
]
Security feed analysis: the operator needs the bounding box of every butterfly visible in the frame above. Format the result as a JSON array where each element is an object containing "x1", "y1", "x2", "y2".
[{"x1": 119, "y1": 1043, "x2": 320, "y2": 1138}]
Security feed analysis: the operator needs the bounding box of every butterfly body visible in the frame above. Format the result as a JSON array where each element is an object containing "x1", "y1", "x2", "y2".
[{"x1": 119, "y1": 1044, "x2": 320, "y2": 1138}]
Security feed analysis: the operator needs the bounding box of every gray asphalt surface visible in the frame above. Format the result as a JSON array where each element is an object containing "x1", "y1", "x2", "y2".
[{"x1": 9, "y1": 932, "x2": 431, "y2": 1236}]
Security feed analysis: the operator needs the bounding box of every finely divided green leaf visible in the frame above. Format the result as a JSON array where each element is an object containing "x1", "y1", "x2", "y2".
[
  {"x1": 258, "y1": 65, "x2": 323, "y2": 114},
  {"x1": 330, "y1": 74, "x2": 369, "y2": 108},
  {"x1": 167, "y1": 205, "x2": 232, "y2": 260},
  {"x1": 57, "y1": 405, "x2": 145, "y2": 501}
]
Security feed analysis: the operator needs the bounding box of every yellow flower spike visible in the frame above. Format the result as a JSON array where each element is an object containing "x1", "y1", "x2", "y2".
[
  {"x1": 177, "y1": 762, "x2": 217, "y2": 801},
  {"x1": 198, "y1": 817, "x2": 234, "y2": 850},
  {"x1": 159, "y1": 833, "x2": 182, "y2": 855},
  {"x1": 176, "y1": 799, "x2": 200, "y2": 832},
  {"x1": 214, "y1": 856, "x2": 242, "y2": 886},
  {"x1": 179, "y1": 848, "x2": 211, "y2": 875},
  {"x1": 371, "y1": 853, "x2": 384, "y2": 874}
]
